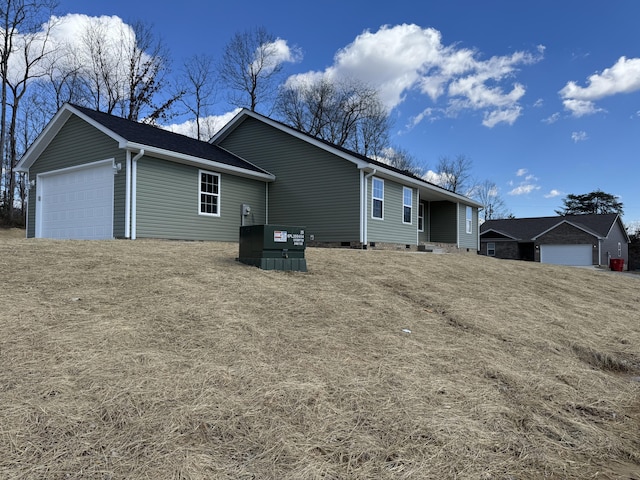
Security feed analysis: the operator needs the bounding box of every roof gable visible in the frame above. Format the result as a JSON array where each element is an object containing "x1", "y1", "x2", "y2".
[
  {"x1": 211, "y1": 109, "x2": 483, "y2": 208},
  {"x1": 17, "y1": 104, "x2": 274, "y2": 180},
  {"x1": 480, "y1": 213, "x2": 623, "y2": 241}
]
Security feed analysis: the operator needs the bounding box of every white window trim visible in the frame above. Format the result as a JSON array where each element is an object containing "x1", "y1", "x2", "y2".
[
  {"x1": 487, "y1": 242, "x2": 496, "y2": 256},
  {"x1": 418, "y1": 202, "x2": 425, "y2": 232},
  {"x1": 198, "y1": 170, "x2": 221, "y2": 217},
  {"x1": 371, "y1": 177, "x2": 384, "y2": 220},
  {"x1": 465, "y1": 206, "x2": 472, "y2": 234},
  {"x1": 402, "y1": 187, "x2": 412, "y2": 225}
]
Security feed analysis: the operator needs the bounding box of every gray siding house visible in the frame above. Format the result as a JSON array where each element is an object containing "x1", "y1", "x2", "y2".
[
  {"x1": 212, "y1": 109, "x2": 482, "y2": 251},
  {"x1": 480, "y1": 214, "x2": 630, "y2": 268},
  {"x1": 16, "y1": 104, "x2": 273, "y2": 241},
  {"x1": 17, "y1": 104, "x2": 482, "y2": 251}
]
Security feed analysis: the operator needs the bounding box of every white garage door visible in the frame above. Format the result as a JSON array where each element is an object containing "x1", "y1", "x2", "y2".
[
  {"x1": 540, "y1": 244, "x2": 592, "y2": 266},
  {"x1": 38, "y1": 161, "x2": 114, "y2": 239}
]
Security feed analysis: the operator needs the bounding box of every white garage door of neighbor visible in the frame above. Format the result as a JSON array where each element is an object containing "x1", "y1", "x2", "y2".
[
  {"x1": 540, "y1": 244, "x2": 592, "y2": 266},
  {"x1": 38, "y1": 161, "x2": 114, "y2": 240}
]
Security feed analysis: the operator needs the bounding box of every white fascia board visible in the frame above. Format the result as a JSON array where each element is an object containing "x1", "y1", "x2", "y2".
[
  {"x1": 608, "y1": 214, "x2": 631, "y2": 243},
  {"x1": 16, "y1": 107, "x2": 72, "y2": 172},
  {"x1": 532, "y1": 220, "x2": 602, "y2": 241},
  {"x1": 122, "y1": 142, "x2": 276, "y2": 182},
  {"x1": 480, "y1": 228, "x2": 519, "y2": 240},
  {"x1": 211, "y1": 109, "x2": 370, "y2": 169},
  {"x1": 213, "y1": 109, "x2": 481, "y2": 206},
  {"x1": 16, "y1": 103, "x2": 127, "y2": 172},
  {"x1": 364, "y1": 163, "x2": 484, "y2": 208}
]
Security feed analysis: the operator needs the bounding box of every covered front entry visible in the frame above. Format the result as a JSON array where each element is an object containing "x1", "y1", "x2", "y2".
[
  {"x1": 540, "y1": 244, "x2": 592, "y2": 266},
  {"x1": 36, "y1": 160, "x2": 114, "y2": 239}
]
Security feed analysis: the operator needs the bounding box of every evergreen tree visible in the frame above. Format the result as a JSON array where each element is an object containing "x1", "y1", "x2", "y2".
[{"x1": 555, "y1": 189, "x2": 623, "y2": 216}]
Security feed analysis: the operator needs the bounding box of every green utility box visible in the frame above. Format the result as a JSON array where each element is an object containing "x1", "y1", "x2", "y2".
[{"x1": 238, "y1": 225, "x2": 307, "y2": 272}]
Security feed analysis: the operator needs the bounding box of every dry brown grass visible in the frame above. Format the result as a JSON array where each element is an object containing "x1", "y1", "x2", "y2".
[{"x1": 1, "y1": 231, "x2": 639, "y2": 479}]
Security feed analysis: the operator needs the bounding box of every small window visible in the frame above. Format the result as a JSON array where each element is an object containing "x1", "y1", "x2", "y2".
[
  {"x1": 465, "y1": 206, "x2": 472, "y2": 234},
  {"x1": 487, "y1": 242, "x2": 496, "y2": 256},
  {"x1": 418, "y1": 203, "x2": 425, "y2": 232},
  {"x1": 199, "y1": 170, "x2": 220, "y2": 216},
  {"x1": 618, "y1": 242, "x2": 622, "y2": 257},
  {"x1": 403, "y1": 187, "x2": 412, "y2": 224},
  {"x1": 372, "y1": 177, "x2": 384, "y2": 219}
]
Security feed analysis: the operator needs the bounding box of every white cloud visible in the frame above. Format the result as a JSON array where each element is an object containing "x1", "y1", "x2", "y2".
[
  {"x1": 482, "y1": 106, "x2": 522, "y2": 127},
  {"x1": 163, "y1": 109, "x2": 241, "y2": 139},
  {"x1": 571, "y1": 131, "x2": 588, "y2": 143},
  {"x1": 422, "y1": 169, "x2": 452, "y2": 186},
  {"x1": 288, "y1": 23, "x2": 542, "y2": 128},
  {"x1": 509, "y1": 169, "x2": 541, "y2": 195},
  {"x1": 252, "y1": 38, "x2": 302, "y2": 75},
  {"x1": 542, "y1": 112, "x2": 560, "y2": 124},
  {"x1": 544, "y1": 189, "x2": 563, "y2": 198},
  {"x1": 508, "y1": 184, "x2": 540, "y2": 195},
  {"x1": 560, "y1": 56, "x2": 640, "y2": 117}
]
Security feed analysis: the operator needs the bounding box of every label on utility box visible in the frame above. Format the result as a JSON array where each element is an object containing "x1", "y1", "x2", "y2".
[
  {"x1": 289, "y1": 232, "x2": 305, "y2": 246},
  {"x1": 274, "y1": 230, "x2": 288, "y2": 242}
]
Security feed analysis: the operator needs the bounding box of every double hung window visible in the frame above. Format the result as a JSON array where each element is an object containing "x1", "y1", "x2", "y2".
[
  {"x1": 199, "y1": 170, "x2": 220, "y2": 216},
  {"x1": 403, "y1": 187, "x2": 412, "y2": 224},
  {"x1": 372, "y1": 177, "x2": 384, "y2": 219}
]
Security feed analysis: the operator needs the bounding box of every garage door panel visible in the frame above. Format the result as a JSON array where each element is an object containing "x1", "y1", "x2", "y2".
[
  {"x1": 39, "y1": 162, "x2": 114, "y2": 240},
  {"x1": 540, "y1": 244, "x2": 592, "y2": 266}
]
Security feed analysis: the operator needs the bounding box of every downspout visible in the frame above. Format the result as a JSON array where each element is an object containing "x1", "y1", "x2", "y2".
[
  {"x1": 265, "y1": 182, "x2": 269, "y2": 224},
  {"x1": 359, "y1": 167, "x2": 377, "y2": 246},
  {"x1": 456, "y1": 202, "x2": 460, "y2": 249},
  {"x1": 416, "y1": 189, "x2": 420, "y2": 246},
  {"x1": 125, "y1": 151, "x2": 131, "y2": 238},
  {"x1": 130, "y1": 149, "x2": 145, "y2": 240},
  {"x1": 477, "y1": 209, "x2": 481, "y2": 252}
]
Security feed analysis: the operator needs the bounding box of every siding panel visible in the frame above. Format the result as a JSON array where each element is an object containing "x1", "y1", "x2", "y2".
[
  {"x1": 135, "y1": 157, "x2": 266, "y2": 241},
  {"x1": 458, "y1": 203, "x2": 479, "y2": 250},
  {"x1": 26, "y1": 115, "x2": 126, "y2": 238},
  {"x1": 367, "y1": 179, "x2": 417, "y2": 244},
  {"x1": 219, "y1": 118, "x2": 360, "y2": 242}
]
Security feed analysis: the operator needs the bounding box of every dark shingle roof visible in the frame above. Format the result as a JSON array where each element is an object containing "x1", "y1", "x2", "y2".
[
  {"x1": 71, "y1": 104, "x2": 268, "y2": 174},
  {"x1": 480, "y1": 213, "x2": 619, "y2": 240}
]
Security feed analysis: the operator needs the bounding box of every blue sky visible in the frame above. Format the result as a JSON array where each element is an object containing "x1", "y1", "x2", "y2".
[{"x1": 54, "y1": 0, "x2": 640, "y2": 227}]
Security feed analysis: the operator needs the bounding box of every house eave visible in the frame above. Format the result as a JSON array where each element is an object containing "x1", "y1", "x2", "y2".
[
  {"x1": 121, "y1": 142, "x2": 275, "y2": 182},
  {"x1": 213, "y1": 109, "x2": 482, "y2": 208}
]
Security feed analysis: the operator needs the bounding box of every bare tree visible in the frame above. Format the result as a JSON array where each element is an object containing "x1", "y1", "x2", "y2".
[
  {"x1": 0, "y1": 0, "x2": 57, "y2": 224},
  {"x1": 219, "y1": 26, "x2": 294, "y2": 112},
  {"x1": 380, "y1": 146, "x2": 423, "y2": 176},
  {"x1": 77, "y1": 18, "x2": 178, "y2": 123},
  {"x1": 275, "y1": 76, "x2": 390, "y2": 157},
  {"x1": 475, "y1": 180, "x2": 511, "y2": 221},
  {"x1": 177, "y1": 53, "x2": 217, "y2": 140},
  {"x1": 435, "y1": 154, "x2": 475, "y2": 194}
]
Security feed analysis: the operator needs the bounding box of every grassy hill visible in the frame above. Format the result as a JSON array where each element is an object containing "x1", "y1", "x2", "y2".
[{"x1": 1, "y1": 234, "x2": 639, "y2": 479}]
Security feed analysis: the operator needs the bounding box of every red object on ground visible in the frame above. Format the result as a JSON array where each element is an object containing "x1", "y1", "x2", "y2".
[{"x1": 610, "y1": 258, "x2": 624, "y2": 272}]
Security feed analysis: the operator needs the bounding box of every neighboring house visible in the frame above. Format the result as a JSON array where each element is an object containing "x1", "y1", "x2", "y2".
[
  {"x1": 479, "y1": 214, "x2": 630, "y2": 268},
  {"x1": 211, "y1": 109, "x2": 482, "y2": 251},
  {"x1": 17, "y1": 104, "x2": 482, "y2": 251}
]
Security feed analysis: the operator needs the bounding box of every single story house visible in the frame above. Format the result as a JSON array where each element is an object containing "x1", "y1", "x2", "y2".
[
  {"x1": 17, "y1": 104, "x2": 482, "y2": 251},
  {"x1": 479, "y1": 214, "x2": 630, "y2": 268},
  {"x1": 211, "y1": 109, "x2": 482, "y2": 251}
]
